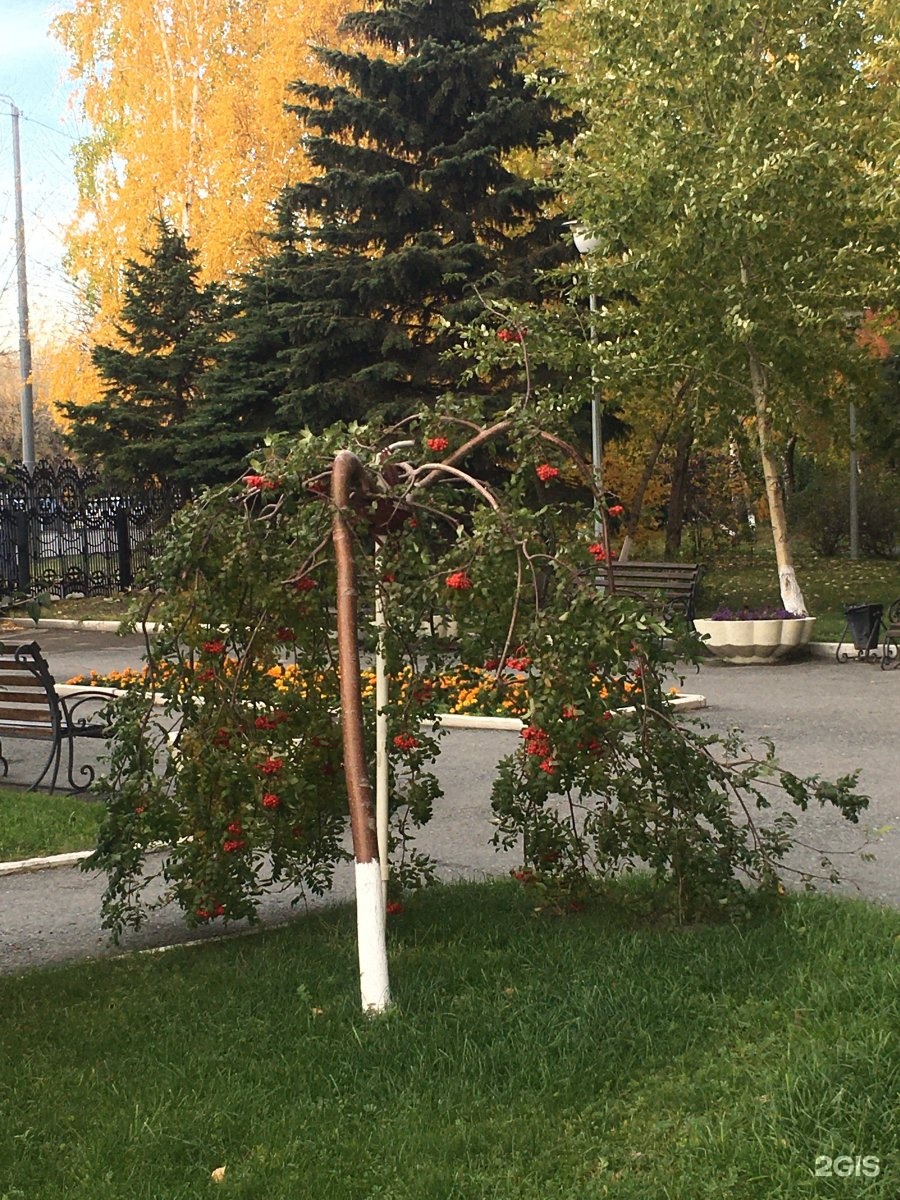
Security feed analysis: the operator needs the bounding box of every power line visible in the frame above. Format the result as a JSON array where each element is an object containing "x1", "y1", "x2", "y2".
[{"x1": 21, "y1": 114, "x2": 79, "y2": 141}]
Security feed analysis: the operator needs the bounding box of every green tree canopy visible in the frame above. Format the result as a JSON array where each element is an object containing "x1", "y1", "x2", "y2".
[
  {"x1": 62, "y1": 219, "x2": 222, "y2": 484},
  {"x1": 183, "y1": 0, "x2": 576, "y2": 485},
  {"x1": 552, "y1": 0, "x2": 899, "y2": 607}
]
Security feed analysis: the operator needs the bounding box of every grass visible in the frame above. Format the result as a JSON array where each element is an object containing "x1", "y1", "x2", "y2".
[
  {"x1": 0, "y1": 879, "x2": 897, "y2": 1198},
  {"x1": 697, "y1": 549, "x2": 899, "y2": 641},
  {"x1": 14, "y1": 550, "x2": 899, "y2": 642},
  {"x1": 0, "y1": 787, "x2": 102, "y2": 860},
  {"x1": 15, "y1": 592, "x2": 146, "y2": 623}
]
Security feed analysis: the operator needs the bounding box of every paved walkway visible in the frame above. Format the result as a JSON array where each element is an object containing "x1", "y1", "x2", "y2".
[{"x1": 0, "y1": 626, "x2": 897, "y2": 974}]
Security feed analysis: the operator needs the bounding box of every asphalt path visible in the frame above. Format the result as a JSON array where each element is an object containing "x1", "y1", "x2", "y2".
[{"x1": 0, "y1": 626, "x2": 897, "y2": 975}]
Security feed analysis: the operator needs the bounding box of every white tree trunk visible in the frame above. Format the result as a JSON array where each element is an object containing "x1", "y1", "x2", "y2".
[
  {"x1": 746, "y1": 344, "x2": 809, "y2": 616},
  {"x1": 355, "y1": 859, "x2": 391, "y2": 1013}
]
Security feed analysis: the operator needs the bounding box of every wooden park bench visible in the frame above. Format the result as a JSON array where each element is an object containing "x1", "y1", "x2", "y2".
[
  {"x1": 597, "y1": 560, "x2": 705, "y2": 623},
  {"x1": 0, "y1": 642, "x2": 108, "y2": 792}
]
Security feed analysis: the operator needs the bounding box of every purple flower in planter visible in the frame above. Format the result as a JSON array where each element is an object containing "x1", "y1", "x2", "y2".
[{"x1": 709, "y1": 606, "x2": 800, "y2": 621}]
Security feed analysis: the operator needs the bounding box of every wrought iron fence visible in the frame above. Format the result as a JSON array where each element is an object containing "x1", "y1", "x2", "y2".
[{"x1": 0, "y1": 460, "x2": 187, "y2": 598}]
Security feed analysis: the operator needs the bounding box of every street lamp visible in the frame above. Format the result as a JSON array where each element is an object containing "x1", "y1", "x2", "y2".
[
  {"x1": 566, "y1": 222, "x2": 603, "y2": 534},
  {"x1": 0, "y1": 96, "x2": 36, "y2": 471}
]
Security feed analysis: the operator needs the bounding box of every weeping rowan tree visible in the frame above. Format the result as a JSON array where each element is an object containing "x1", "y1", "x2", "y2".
[
  {"x1": 551, "y1": 0, "x2": 899, "y2": 611},
  {"x1": 86, "y1": 385, "x2": 869, "y2": 1011}
]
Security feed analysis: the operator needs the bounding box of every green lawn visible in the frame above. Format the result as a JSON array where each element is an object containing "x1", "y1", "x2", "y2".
[
  {"x1": 11, "y1": 552, "x2": 899, "y2": 644},
  {"x1": 1, "y1": 880, "x2": 897, "y2": 1198},
  {"x1": 9, "y1": 592, "x2": 142, "y2": 623},
  {"x1": 697, "y1": 551, "x2": 899, "y2": 641},
  {"x1": 0, "y1": 788, "x2": 102, "y2": 860}
]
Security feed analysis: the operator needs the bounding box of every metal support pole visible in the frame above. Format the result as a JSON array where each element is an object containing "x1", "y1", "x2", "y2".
[
  {"x1": 848, "y1": 401, "x2": 859, "y2": 561},
  {"x1": 374, "y1": 542, "x2": 390, "y2": 907},
  {"x1": 589, "y1": 290, "x2": 602, "y2": 537},
  {"x1": 567, "y1": 223, "x2": 605, "y2": 538},
  {"x1": 5, "y1": 102, "x2": 36, "y2": 471}
]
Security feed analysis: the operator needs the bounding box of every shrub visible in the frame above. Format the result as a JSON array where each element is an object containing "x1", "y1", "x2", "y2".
[
  {"x1": 789, "y1": 464, "x2": 899, "y2": 557},
  {"x1": 85, "y1": 415, "x2": 870, "y2": 934}
]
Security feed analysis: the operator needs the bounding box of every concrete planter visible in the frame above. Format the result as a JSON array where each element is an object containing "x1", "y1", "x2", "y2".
[{"x1": 693, "y1": 617, "x2": 816, "y2": 664}]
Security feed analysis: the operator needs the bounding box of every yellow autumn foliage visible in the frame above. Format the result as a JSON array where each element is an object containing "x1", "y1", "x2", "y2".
[{"x1": 51, "y1": 0, "x2": 358, "y2": 410}]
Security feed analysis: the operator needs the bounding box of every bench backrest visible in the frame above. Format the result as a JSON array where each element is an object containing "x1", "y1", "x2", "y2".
[
  {"x1": 0, "y1": 642, "x2": 61, "y2": 732},
  {"x1": 599, "y1": 561, "x2": 704, "y2": 620}
]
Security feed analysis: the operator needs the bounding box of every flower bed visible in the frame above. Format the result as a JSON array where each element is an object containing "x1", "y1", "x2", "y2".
[{"x1": 67, "y1": 661, "x2": 650, "y2": 719}]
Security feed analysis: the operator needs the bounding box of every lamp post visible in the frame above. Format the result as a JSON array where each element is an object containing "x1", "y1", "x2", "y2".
[
  {"x1": 1, "y1": 96, "x2": 36, "y2": 472},
  {"x1": 567, "y1": 222, "x2": 603, "y2": 535}
]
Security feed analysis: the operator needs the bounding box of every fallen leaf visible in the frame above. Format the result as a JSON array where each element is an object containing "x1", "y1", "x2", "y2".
[{"x1": 211, "y1": 1166, "x2": 227, "y2": 1183}]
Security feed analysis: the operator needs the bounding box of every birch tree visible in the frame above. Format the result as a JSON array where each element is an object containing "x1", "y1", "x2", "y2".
[
  {"x1": 555, "y1": 0, "x2": 898, "y2": 612},
  {"x1": 54, "y1": 0, "x2": 355, "y2": 295},
  {"x1": 50, "y1": 0, "x2": 356, "y2": 410}
]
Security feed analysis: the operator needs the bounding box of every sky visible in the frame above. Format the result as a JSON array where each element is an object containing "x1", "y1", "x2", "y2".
[{"x1": 0, "y1": 0, "x2": 83, "y2": 359}]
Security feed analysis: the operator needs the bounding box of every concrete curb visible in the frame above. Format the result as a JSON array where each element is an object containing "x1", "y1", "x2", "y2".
[
  {"x1": 0, "y1": 848, "x2": 94, "y2": 876},
  {"x1": 8, "y1": 617, "x2": 846, "y2": 657},
  {"x1": 6, "y1": 618, "x2": 160, "y2": 633}
]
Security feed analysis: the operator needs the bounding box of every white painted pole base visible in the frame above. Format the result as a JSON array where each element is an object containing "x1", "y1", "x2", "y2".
[{"x1": 355, "y1": 858, "x2": 392, "y2": 1013}]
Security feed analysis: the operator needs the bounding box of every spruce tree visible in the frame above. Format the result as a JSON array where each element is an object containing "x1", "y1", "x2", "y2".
[
  {"x1": 186, "y1": 0, "x2": 574, "y2": 484},
  {"x1": 63, "y1": 219, "x2": 221, "y2": 484}
]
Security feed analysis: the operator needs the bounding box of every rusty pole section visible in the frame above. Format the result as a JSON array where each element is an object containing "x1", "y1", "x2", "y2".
[{"x1": 331, "y1": 449, "x2": 380, "y2": 863}]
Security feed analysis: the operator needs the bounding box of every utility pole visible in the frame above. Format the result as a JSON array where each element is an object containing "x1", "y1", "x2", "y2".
[
  {"x1": 848, "y1": 401, "x2": 859, "y2": 560},
  {"x1": 2, "y1": 98, "x2": 36, "y2": 471}
]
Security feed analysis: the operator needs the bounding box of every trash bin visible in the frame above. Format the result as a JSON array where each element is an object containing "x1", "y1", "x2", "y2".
[{"x1": 843, "y1": 604, "x2": 883, "y2": 652}]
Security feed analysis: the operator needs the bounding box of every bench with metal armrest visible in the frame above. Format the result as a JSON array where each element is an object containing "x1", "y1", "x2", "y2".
[{"x1": 0, "y1": 641, "x2": 108, "y2": 792}]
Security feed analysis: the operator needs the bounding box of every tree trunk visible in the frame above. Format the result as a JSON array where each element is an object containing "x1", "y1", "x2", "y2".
[
  {"x1": 783, "y1": 434, "x2": 797, "y2": 500},
  {"x1": 746, "y1": 347, "x2": 809, "y2": 615},
  {"x1": 727, "y1": 438, "x2": 756, "y2": 536},
  {"x1": 664, "y1": 420, "x2": 694, "y2": 559},
  {"x1": 332, "y1": 450, "x2": 391, "y2": 1014},
  {"x1": 618, "y1": 416, "x2": 673, "y2": 563},
  {"x1": 739, "y1": 256, "x2": 808, "y2": 615}
]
